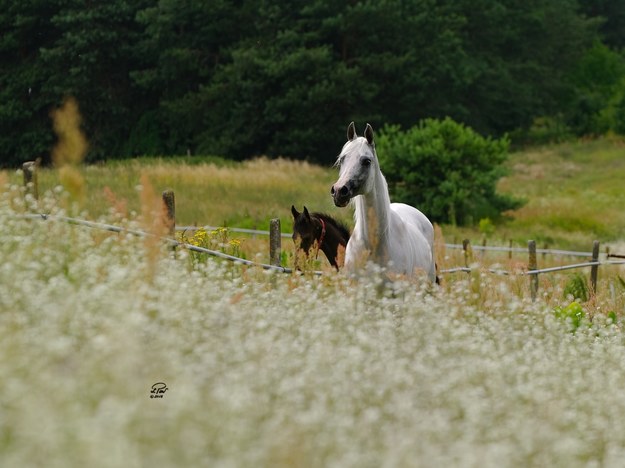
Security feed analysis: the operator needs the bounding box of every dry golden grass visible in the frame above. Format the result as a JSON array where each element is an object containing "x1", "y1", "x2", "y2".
[
  {"x1": 4, "y1": 157, "x2": 348, "y2": 226},
  {"x1": 51, "y1": 97, "x2": 88, "y2": 205},
  {"x1": 3, "y1": 156, "x2": 351, "y2": 265}
]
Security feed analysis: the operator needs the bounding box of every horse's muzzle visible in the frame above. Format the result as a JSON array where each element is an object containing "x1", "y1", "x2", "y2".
[{"x1": 331, "y1": 184, "x2": 351, "y2": 207}]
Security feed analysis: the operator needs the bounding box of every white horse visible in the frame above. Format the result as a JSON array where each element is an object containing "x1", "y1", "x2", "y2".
[{"x1": 331, "y1": 122, "x2": 436, "y2": 281}]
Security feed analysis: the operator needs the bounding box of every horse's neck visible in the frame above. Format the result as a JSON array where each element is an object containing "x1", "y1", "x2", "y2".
[
  {"x1": 354, "y1": 170, "x2": 391, "y2": 250},
  {"x1": 313, "y1": 215, "x2": 341, "y2": 269}
]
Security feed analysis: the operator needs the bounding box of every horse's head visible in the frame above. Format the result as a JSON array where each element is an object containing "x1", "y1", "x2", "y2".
[
  {"x1": 331, "y1": 122, "x2": 378, "y2": 207},
  {"x1": 291, "y1": 205, "x2": 316, "y2": 253}
]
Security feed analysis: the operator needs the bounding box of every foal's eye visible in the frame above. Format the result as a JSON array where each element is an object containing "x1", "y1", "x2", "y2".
[{"x1": 361, "y1": 157, "x2": 372, "y2": 167}]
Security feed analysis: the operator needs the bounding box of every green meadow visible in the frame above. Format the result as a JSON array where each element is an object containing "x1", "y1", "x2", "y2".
[
  {"x1": 5, "y1": 136, "x2": 625, "y2": 252},
  {"x1": 497, "y1": 138, "x2": 625, "y2": 250}
]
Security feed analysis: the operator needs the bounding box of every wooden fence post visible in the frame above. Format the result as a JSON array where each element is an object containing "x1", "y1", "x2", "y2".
[
  {"x1": 528, "y1": 240, "x2": 538, "y2": 301},
  {"x1": 590, "y1": 240, "x2": 600, "y2": 297},
  {"x1": 162, "y1": 189, "x2": 176, "y2": 237},
  {"x1": 508, "y1": 239, "x2": 513, "y2": 260},
  {"x1": 462, "y1": 239, "x2": 472, "y2": 269},
  {"x1": 22, "y1": 161, "x2": 39, "y2": 200},
  {"x1": 269, "y1": 218, "x2": 281, "y2": 266}
]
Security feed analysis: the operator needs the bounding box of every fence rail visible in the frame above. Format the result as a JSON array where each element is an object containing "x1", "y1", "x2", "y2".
[
  {"x1": 447, "y1": 243, "x2": 593, "y2": 258},
  {"x1": 177, "y1": 225, "x2": 294, "y2": 239}
]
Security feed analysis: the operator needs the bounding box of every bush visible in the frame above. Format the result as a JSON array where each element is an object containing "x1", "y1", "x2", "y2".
[
  {"x1": 553, "y1": 301, "x2": 586, "y2": 332},
  {"x1": 376, "y1": 117, "x2": 523, "y2": 225},
  {"x1": 563, "y1": 272, "x2": 589, "y2": 302}
]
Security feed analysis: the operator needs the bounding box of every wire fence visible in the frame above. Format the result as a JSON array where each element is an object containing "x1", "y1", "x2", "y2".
[
  {"x1": 16, "y1": 163, "x2": 625, "y2": 301},
  {"x1": 17, "y1": 213, "x2": 298, "y2": 274},
  {"x1": 177, "y1": 224, "x2": 602, "y2": 258},
  {"x1": 16, "y1": 211, "x2": 625, "y2": 297},
  {"x1": 179, "y1": 224, "x2": 597, "y2": 258},
  {"x1": 177, "y1": 225, "x2": 294, "y2": 239}
]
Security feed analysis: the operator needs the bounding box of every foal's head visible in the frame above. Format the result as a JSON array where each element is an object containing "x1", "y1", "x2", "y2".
[
  {"x1": 331, "y1": 122, "x2": 378, "y2": 207},
  {"x1": 291, "y1": 205, "x2": 318, "y2": 253}
]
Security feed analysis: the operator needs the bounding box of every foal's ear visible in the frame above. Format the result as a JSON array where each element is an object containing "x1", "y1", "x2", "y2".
[
  {"x1": 303, "y1": 206, "x2": 312, "y2": 221},
  {"x1": 347, "y1": 121, "x2": 357, "y2": 141},
  {"x1": 291, "y1": 205, "x2": 300, "y2": 219},
  {"x1": 364, "y1": 123, "x2": 374, "y2": 145}
]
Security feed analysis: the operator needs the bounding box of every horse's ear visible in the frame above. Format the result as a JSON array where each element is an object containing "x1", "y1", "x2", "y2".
[
  {"x1": 347, "y1": 121, "x2": 356, "y2": 141},
  {"x1": 364, "y1": 123, "x2": 374, "y2": 145},
  {"x1": 303, "y1": 206, "x2": 312, "y2": 221},
  {"x1": 291, "y1": 205, "x2": 300, "y2": 219}
]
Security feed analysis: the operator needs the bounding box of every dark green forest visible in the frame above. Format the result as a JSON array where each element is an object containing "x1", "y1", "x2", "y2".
[{"x1": 2, "y1": 0, "x2": 625, "y2": 167}]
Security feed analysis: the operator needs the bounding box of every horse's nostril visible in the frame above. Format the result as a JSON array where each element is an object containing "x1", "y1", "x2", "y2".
[
  {"x1": 339, "y1": 186, "x2": 349, "y2": 196},
  {"x1": 330, "y1": 186, "x2": 335, "y2": 195}
]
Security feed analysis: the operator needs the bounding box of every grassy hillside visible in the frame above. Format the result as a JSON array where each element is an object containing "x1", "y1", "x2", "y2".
[
  {"x1": 497, "y1": 137, "x2": 625, "y2": 251},
  {"x1": 4, "y1": 156, "x2": 345, "y2": 231}
]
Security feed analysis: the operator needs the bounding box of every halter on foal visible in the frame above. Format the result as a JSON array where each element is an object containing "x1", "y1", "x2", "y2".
[{"x1": 291, "y1": 205, "x2": 350, "y2": 270}]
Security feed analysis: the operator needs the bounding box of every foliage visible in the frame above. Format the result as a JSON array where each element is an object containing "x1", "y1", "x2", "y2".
[
  {"x1": 376, "y1": 118, "x2": 522, "y2": 225},
  {"x1": 563, "y1": 272, "x2": 589, "y2": 302},
  {"x1": 39, "y1": 0, "x2": 151, "y2": 162},
  {"x1": 511, "y1": 116, "x2": 573, "y2": 146},
  {"x1": 478, "y1": 218, "x2": 495, "y2": 237},
  {"x1": 565, "y1": 42, "x2": 625, "y2": 135},
  {"x1": 553, "y1": 301, "x2": 587, "y2": 332},
  {"x1": 0, "y1": 0, "x2": 614, "y2": 166},
  {"x1": 579, "y1": 0, "x2": 625, "y2": 49},
  {"x1": 0, "y1": 0, "x2": 59, "y2": 163}
]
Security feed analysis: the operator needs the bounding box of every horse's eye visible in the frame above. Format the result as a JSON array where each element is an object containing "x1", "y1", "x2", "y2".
[{"x1": 362, "y1": 158, "x2": 371, "y2": 167}]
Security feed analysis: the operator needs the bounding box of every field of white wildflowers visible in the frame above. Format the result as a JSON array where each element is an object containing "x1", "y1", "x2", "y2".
[{"x1": 3, "y1": 190, "x2": 625, "y2": 468}]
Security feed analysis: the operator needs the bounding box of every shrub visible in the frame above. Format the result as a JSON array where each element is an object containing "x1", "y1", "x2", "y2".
[
  {"x1": 553, "y1": 301, "x2": 586, "y2": 332},
  {"x1": 563, "y1": 272, "x2": 589, "y2": 302},
  {"x1": 376, "y1": 117, "x2": 523, "y2": 225}
]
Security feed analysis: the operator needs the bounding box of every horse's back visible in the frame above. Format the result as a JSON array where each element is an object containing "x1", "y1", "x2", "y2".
[
  {"x1": 390, "y1": 203, "x2": 434, "y2": 248},
  {"x1": 387, "y1": 203, "x2": 435, "y2": 280}
]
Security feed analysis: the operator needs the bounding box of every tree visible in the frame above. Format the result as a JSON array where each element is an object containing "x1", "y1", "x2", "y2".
[
  {"x1": 449, "y1": 0, "x2": 599, "y2": 135},
  {"x1": 580, "y1": 0, "x2": 625, "y2": 49},
  {"x1": 191, "y1": 0, "x2": 476, "y2": 161},
  {"x1": 565, "y1": 41, "x2": 625, "y2": 135},
  {"x1": 131, "y1": 0, "x2": 247, "y2": 155},
  {"x1": 39, "y1": 0, "x2": 151, "y2": 162},
  {"x1": 172, "y1": 0, "x2": 364, "y2": 161},
  {"x1": 0, "y1": 0, "x2": 609, "y2": 166},
  {"x1": 376, "y1": 118, "x2": 521, "y2": 226},
  {"x1": 0, "y1": 0, "x2": 61, "y2": 166}
]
